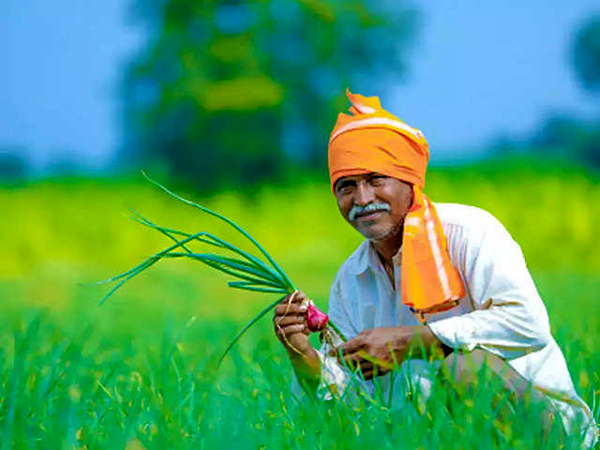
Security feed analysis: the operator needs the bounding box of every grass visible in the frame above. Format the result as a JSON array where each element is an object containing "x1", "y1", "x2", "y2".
[{"x1": 0, "y1": 159, "x2": 598, "y2": 448}]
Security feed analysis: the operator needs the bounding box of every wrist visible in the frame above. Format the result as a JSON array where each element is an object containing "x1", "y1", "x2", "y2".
[
  {"x1": 289, "y1": 346, "x2": 320, "y2": 374},
  {"x1": 407, "y1": 325, "x2": 446, "y2": 359},
  {"x1": 289, "y1": 347, "x2": 321, "y2": 397}
]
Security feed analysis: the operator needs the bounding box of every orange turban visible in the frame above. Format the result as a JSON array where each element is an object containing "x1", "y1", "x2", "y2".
[{"x1": 328, "y1": 90, "x2": 464, "y2": 320}]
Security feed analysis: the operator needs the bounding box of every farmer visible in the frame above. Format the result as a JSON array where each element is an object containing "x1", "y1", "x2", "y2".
[{"x1": 273, "y1": 90, "x2": 597, "y2": 447}]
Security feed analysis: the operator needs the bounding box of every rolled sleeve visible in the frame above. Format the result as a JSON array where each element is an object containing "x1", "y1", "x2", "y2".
[{"x1": 428, "y1": 314, "x2": 478, "y2": 351}]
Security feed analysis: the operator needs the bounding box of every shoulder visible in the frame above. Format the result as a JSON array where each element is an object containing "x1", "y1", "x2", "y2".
[
  {"x1": 434, "y1": 202, "x2": 503, "y2": 229},
  {"x1": 434, "y1": 202, "x2": 511, "y2": 239},
  {"x1": 434, "y1": 203, "x2": 522, "y2": 275},
  {"x1": 433, "y1": 203, "x2": 518, "y2": 269}
]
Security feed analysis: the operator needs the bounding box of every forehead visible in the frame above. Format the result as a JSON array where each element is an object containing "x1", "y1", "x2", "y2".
[
  {"x1": 341, "y1": 172, "x2": 376, "y2": 181},
  {"x1": 334, "y1": 172, "x2": 381, "y2": 189},
  {"x1": 334, "y1": 173, "x2": 413, "y2": 194},
  {"x1": 336, "y1": 172, "x2": 379, "y2": 184}
]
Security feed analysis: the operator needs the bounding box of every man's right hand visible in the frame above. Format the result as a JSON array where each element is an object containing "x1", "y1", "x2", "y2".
[
  {"x1": 273, "y1": 291, "x2": 321, "y2": 393},
  {"x1": 273, "y1": 291, "x2": 313, "y2": 357}
]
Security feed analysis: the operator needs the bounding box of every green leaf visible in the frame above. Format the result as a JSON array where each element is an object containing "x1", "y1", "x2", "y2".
[
  {"x1": 226, "y1": 282, "x2": 288, "y2": 294},
  {"x1": 98, "y1": 260, "x2": 156, "y2": 306},
  {"x1": 126, "y1": 208, "x2": 194, "y2": 254},
  {"x1": 128, "y1": 207, "x2": 280, "y2": 280},
  {"x1": 163, "y1": 253, "x2": 285, "y2": 288},
  {"x1": 165, "y1": 252, "x2": 283, "y2": 285},
  {"x1": 218, "y1": 296, "x2": 285, "y2": 367},
  {"x1": 142, "y1": 172, "x2": 296, "y2": 291},
  {"x1": 94, "y1": 230, "x2": 220, "y2": 287}
]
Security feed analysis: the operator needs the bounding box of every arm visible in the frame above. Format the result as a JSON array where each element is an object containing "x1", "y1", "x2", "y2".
[
  {"x1": 428, "y1": 214, "x2": 553, "y2": 359},
  {"x1": 273, "y1": 291, "x2": 321, "y2": 396},
  {"x1": 332, "y1": 212, "x2": 550, "y2": 374},
  {"x1": 281, "y1": 276, "x2": 363, "y2": 399},
  {"x1": 332, "y1": 325, "x2": 448, "y2": 379}
]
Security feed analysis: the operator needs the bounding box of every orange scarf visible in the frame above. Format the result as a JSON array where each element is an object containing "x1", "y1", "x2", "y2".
[{"x1": 328, "y1": 90, "x2": 464, "y2": 320}]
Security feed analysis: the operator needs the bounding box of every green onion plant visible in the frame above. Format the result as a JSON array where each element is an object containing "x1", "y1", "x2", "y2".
[{"x1": 95, "y1": 173, "x2": 346, "y2": 366}]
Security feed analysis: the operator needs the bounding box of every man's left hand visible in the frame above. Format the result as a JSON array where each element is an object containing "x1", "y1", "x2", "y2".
[{"x1": 329, "y1": 326, "x2": 440, "y2": 380}]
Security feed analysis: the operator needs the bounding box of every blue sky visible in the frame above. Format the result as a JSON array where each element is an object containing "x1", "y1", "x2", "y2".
[
  {"x1": 391, "y1": 1, "x2": 599, "y2": 161},
  {"x1": 1, "y1": 1, "x2": 598, "y2": 171},
  {"x1": 0, "y1": 0, "x2": 142, "y2": 171}
]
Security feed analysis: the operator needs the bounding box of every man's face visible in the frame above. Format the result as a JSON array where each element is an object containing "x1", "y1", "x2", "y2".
[{"x1": 334, "y1": 173, "x2": 413, "y2": 242}]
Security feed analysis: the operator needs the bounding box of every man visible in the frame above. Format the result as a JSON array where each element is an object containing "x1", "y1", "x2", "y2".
[{"x1": 273, "y1": 90, "x2": 597, "y2": 447}]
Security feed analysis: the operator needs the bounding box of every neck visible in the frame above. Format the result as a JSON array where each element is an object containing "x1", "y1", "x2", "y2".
[{"x1": 370, "y1": 227, "x2": 403, "y2": 268}]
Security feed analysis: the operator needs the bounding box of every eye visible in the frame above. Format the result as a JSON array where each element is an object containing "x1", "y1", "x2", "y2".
[
  {"x1": 369, "y1": 175, "x2": 387, "y2": 186},
  {"x1": 335, "y1": 180, "x2": 355, "y2": 195}
]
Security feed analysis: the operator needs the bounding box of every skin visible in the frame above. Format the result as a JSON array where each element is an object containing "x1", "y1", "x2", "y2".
[
  {"x1": 273, "y1": 172, "x2": 446, "y2": 392},
  {"x1": 333, "y1": 172, "x2": 412, "y2": 283}
]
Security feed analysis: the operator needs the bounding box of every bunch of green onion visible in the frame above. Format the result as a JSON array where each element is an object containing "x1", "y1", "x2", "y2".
[{"x1": 96, "y1": 173, "x2": 345, "y2": 365}]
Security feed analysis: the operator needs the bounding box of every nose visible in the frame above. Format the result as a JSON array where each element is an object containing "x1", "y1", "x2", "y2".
[{"x1": 354, "y1": 180, "x2": 375, "y2": 206}]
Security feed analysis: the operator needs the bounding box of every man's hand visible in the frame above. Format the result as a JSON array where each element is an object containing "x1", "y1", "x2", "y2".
[
  {"x1": 330, "y1": 326, "x2": 442, "y2": 380},
  {"x1": 273, "y1": 291, "x2": 312, "y2": 356},
  {"x1": 273, "y1": 291, "x2": 321, "y2": 393}
]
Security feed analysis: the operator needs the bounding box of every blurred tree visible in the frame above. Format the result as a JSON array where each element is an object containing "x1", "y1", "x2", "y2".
[
  {"x1": 572, "y1": 14, "x2": 600, "y2": 93},
  {"x1": 556, "y1": 14, "x2": 600, "y2": 168},
  {"x1": 0, "y1": 147, "x2": 29, "y2": 182},
  {"x1": 123, "y1": 0, "x2": 419, "y2": 190},
  {"x1": 531, "y1": 115, "x2": 600, "y2": 168}
]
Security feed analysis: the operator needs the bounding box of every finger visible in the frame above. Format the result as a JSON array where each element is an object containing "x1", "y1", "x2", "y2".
[
  {"x1": 282, "y1": 290, "x2": 308, "y2": 305},
  {"x1": 362, "y1": 366, "x2": 385, "y2": 381},
  {"x1": 330, "y1": 337, "x2": 363, "y2": 357},
  {"x1": 362, "y1": 370, "x2": 374, "y2": 381},
  {"x1": 274, "y1": 303, "x2": 307, "y2": 316},
  {"x1": 370, "y1": 366, "x2": 389, "y2": 379},
  {"x1": 372, "y1": 365, "x2": 386, "y2": 378},
  {"x1": 341, "y1": 359, "x2": 359, "y2": 371},
  {"x1": 339, "y1": 353, "x2": 363, "y2": 370},
  {"x1": 275, "y1": 323, "x2": 306, "y2": 336},
  {"x1": 358, "y1": 352, "x2": 394, "y2": 371},
  {"x1": 273, "y1": 315, "x2": 305, "y2": 327},
  {"x1": 289, "y1": 290, "x2": 308, "y2": 304},
  {"x1": 359, "y1": 361, "x2": 374, "y2": 371},
  {"x1": 342, "y1": 352, "x2": 364, "y2": 363},
  {"x1": 357, "y1": 360, "x2": 376, "y2": 379}
]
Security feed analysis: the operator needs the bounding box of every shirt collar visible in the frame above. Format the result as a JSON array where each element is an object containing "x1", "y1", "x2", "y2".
[{"x1": 349, "y1": 240, "x2": 402, "y2": 275}]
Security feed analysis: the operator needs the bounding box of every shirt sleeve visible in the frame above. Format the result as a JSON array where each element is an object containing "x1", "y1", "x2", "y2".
[{"x1": 428, "y1": 213, "x2": 553, "y2": 360}]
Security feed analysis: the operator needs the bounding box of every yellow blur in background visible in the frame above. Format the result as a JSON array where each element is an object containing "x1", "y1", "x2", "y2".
[{"x1": 1, "y1": 159, "x2": 598, "y2": 325}]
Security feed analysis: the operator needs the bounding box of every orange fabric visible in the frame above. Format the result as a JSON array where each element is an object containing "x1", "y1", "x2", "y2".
[
  {"x1": 328, "y1": 90, "x2": 464, "y2": 317},
  {"x1": 329, "y1": 128, "x2": 426, "y2": 190}
]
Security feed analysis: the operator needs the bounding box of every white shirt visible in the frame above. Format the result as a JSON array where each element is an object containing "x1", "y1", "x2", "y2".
[{"x1": 300, "y1": 203, "x2": 597, "y2": 448}]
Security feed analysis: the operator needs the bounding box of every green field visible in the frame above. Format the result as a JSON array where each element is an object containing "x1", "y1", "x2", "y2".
[{"x1": 0, "y1": 160, "x2": 598, "y2": 448}]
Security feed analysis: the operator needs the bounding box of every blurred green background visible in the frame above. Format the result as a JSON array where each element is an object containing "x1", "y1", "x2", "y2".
[{"x1": 1, "y1": 1, "x2": 599, "y2": 448}]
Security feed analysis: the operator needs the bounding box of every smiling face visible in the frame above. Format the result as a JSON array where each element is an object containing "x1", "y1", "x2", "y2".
[{"x1": 334, "y1": 173, "x2": 413, "y2": 242}]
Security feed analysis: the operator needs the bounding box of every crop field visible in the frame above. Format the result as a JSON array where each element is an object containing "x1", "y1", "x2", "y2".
[{"x1": 0, "y1": 160, "x2": 598, "y2": 448}]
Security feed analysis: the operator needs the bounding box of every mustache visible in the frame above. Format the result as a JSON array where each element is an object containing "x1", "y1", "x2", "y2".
[{"x1": 349, "y1": 202, "x2": 391, "y2": 221}]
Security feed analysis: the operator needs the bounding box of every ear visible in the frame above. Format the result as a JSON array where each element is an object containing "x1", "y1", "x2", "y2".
[{"x1": 399, "y1": 180, "x2": 415, "y2": 211}]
